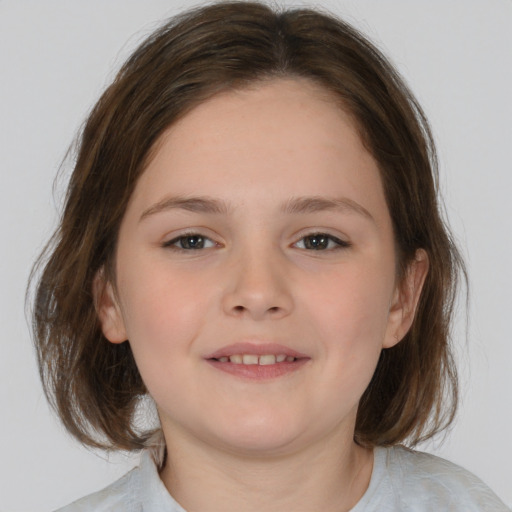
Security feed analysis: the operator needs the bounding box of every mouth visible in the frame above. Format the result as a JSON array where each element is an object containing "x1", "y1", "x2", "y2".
[
  {"x1": 212, "y1": 354, "x2": 298, "y2": 365},
  {"x1": 205, "y1": 343, "x2": 310, "y2": 380}
]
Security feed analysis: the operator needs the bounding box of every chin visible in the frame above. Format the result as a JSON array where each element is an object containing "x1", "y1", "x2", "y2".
[
  {"x1": 218, "y1": 432, "x2": 300, "y2": 456},
  {"x1": 206, "y1": 412, "x2": 307, "y2": 456}
]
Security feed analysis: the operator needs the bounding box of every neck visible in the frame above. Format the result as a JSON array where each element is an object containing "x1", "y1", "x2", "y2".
[{"x1": 159, "y1": 427, "x2": 374, "y2": 512}]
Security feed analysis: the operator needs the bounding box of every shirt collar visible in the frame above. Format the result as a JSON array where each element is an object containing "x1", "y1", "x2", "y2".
[{"x1": 137, "y1": 449, "x2": 187, "y2": 512}]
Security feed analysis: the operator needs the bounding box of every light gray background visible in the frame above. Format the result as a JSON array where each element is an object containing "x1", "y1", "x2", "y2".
[{"x1": 1, "y1": 1, "x2": 510, "y2": 510}]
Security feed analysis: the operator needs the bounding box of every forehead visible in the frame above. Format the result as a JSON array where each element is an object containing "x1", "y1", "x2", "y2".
[
  {"x1": 163, "y1": 79, "x2": 355, "y2": 152},
  {"x1": 129, "y1": 78, "x2": 387, "y2": 224}
]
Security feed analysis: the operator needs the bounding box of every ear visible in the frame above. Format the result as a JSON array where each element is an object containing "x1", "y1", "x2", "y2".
[
  {"x1": 383, "y1": 249, "x2": 429, "y2": 349},
  {"x1": 93, "y1": 269, "x2": 127, "y2": 344}
]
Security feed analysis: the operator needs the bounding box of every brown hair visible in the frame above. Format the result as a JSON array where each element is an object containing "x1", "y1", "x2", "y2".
[{"x1": 31, "y1": 1, "x2": 465, "y2": 451}]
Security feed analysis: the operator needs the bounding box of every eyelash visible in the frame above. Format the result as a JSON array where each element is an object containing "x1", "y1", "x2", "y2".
[
  {"x1": 294, "y1": 233, "x2": 351, "y2": 251},
  {"x1": 162, "y1": 233, "x2": 217, "y2": 251},
  {"x1": 162, "y1": 232, "x2": 351, "y2": 252}
]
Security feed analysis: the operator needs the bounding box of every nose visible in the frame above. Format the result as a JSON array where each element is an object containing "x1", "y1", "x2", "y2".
[{"x1": 222, "y1": 246, "x2": 294, "y2": 321}]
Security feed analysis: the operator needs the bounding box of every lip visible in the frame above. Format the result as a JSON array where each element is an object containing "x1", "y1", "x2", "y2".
[
  {"x1": 204, "y1": 342, "x2": 310, "y2": 381},
  {"x1": 204, "y1": 342, "x2": 309, "y2": 360}
]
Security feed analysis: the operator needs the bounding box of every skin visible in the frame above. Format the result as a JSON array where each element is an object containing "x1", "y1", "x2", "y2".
[{"x1": 96, "y1": 78, "x2": 428, "y2": 512}]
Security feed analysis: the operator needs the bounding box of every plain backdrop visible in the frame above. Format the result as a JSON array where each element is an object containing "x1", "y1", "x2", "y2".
[{"x1": 1, "y1": 1, "x2": 511, "y2": 510}]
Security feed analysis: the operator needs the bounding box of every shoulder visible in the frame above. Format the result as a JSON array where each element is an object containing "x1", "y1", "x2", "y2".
[
  {"x1": 54, "y1": 451, "x2": 185, "y2": 512},
  {"x1": 379, "y1": 445, "x2": 509, "y2": 511},
  {"x1": 54, "y1": 465, "x2": 140, "y2": 512}
]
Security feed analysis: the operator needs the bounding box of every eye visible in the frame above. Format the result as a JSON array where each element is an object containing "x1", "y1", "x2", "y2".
[
  {"x1": 163, "y1": 233, "x2": 217, "y2": 250},
  {"x1": 294, "y1": 233, "x2": 350, "y2": 251}
]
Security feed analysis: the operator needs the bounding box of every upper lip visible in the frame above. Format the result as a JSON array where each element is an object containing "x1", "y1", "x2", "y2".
[{"x1": 205, "y1": 342, "x2": 309, "y2": 360}]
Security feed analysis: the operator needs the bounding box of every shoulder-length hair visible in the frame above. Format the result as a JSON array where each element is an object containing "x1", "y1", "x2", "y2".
[{"x1": 31, "y1": 0, "x2": 464, "y2": 451}]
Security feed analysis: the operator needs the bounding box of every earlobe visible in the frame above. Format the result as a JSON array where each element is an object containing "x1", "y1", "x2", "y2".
[
  {"x1": 384, "y1": 249, "x2": 429, "y2": 348},
  {"x1": 93, "y1": 270, "x2": 127, "y2": 344}
]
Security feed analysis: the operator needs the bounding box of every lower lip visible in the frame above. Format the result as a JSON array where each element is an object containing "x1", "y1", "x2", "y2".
[{"x1": 206, "y1": 358, "x2": 309, "y2": 380}]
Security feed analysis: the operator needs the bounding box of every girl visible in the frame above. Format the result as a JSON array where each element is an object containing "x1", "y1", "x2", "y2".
[{"x1": 31, "y1": 1, "x2": 508, "y2": 510}]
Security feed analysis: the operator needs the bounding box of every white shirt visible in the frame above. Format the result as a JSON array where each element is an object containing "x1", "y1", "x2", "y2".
[{"x1": 56, "y1": 445, "x2": 509, "y2": 511}]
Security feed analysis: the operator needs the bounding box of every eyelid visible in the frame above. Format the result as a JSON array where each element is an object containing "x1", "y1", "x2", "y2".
[
  {"x1": 161, "y1": 230, "x2": 219, "y2": 250},
  {"x1": 292, "y1": 231, "x2": 352, "y2": 251},
  {"x1": 160, "y1": 229, "x2": 351, "y2": 252}
]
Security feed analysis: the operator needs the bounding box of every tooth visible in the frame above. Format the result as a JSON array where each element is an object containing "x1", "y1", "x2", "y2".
[
  {"x1": 259, "y1": 355, "x2": 276, "y2": 365},
  {"x1": 286, "y1": 356, "x2": 295, "y2": 362},
  {"x1": 218, "y1": 356, "x2": 229, "y2": 363},
  {"x1": 276, "y1": 354, "x2": 286, "y2": 363},
  {"x1": 230, "y1": 354, "x2": 243, "y2": 364},
  {"x1": 242, "y1": 354, "x2": 259, "y2": 365}
]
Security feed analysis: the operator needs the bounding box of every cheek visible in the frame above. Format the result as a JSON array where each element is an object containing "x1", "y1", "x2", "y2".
[
  {"x1": 116, "y1": 262, "x2": 219, "y2": 421},
  {"x1": 116, "y1": 259, "x2": 214, "y2": 371},
  {"x1": 303, "y1": 259, "x2": 394, "y2": 361}
]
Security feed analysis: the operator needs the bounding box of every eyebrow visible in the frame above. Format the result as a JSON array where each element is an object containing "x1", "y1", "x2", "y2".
[
  {"x1": 140, "y1": 196, "x2": 229, "y2": 221},
  {"x1": 139, "y1": 195, "x2": 374, "y2": 222},
  {"x1": 281, "y1": 196, "x2": 374, "y2": 221}
]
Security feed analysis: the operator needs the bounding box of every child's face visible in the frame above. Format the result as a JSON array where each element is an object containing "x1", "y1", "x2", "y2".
[{"x1": 98, "y1": 79, "x2": 425, "y2": 456}]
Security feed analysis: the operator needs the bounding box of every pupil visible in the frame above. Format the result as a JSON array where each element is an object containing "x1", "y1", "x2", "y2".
[
  {"x1": 307, "y1": 235, "x2": 328, "y2": 250},
  {"x1": 183, "y1": 235, "x2": 203, "y2": 249}
]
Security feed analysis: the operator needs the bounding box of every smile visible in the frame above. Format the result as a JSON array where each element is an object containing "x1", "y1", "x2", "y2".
[
  {"x1": 214, "y1": 354, "x2": 296, "y2": 365},
  {"x1": 205, "y1": 343, "x2": 310, "y2": 380}
]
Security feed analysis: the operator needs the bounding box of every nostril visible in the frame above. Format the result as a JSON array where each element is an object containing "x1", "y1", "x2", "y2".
[{"x1": 232, "y1": 305, "x2": 282, "y2": 314}]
